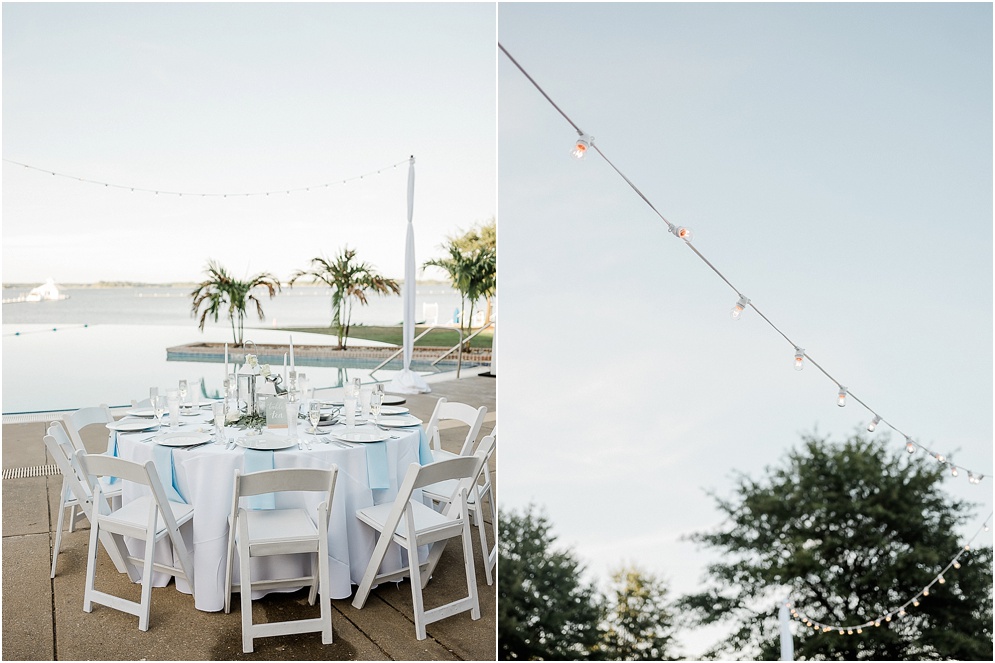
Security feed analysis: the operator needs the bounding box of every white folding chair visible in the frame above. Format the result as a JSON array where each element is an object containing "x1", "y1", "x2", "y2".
[
  {"x1": 62, "y1": 405, "x2": 115, "y2": 454},
  {"x1": 75, "y1": 449, "x2": 195, "y2": 631},
  {"x1": 223, "y1": 466, "x2": 339, "y2": 654},
  {"x1": 352, "y1": 450, "x2": 487, "y2": 640},
  {"x1": 44, "y1": 421, "x2": 124, "y2": 578},
  {"x1": 422, "y1": 435, "x2": 497, "y2": 585},
  {"x1": 424, "y1": 397, "x2": 487, "y2": 461}
]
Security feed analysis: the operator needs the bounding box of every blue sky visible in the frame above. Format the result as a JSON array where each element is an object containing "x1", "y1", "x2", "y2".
[
  {"x1": 2, "y1": 3, "x2": 496, "y2": 283},
  {"x1": 498, "y1": 2, "x2": 992, "y2": 655}
]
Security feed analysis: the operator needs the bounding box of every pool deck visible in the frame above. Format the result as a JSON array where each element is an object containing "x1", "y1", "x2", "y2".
[{"x1": 1, "y1": 372, "x2": 496, "y2": 661}]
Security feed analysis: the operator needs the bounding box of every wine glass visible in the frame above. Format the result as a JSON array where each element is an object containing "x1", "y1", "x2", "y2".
[
  {"x1": 152, "y1": 394, "x2": 166, "y2": 429},
  {"x1": 308, "y1": 401, "x2": 321, "y2": 434},
  {"x1": 178, "y1": 379, "x2": 188, "y2": 403},
  {"x1": 370, "y1": 390, "x2": 383, "y2": 429}
]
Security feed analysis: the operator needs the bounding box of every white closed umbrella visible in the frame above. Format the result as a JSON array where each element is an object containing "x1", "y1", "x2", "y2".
[{"x1": 389, "y1": 156, "x2": 430, "y2": 394}]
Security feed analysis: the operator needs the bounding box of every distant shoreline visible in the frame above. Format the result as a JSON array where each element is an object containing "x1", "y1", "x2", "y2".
[{"x1": 1, "y1": 279, "x2": 451, "y2": 290}]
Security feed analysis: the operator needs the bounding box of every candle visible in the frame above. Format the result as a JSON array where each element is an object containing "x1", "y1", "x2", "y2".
[
  {"x1": 289, "y1": 335, "x2": 295, "y2": 371},
  {"x1": 224, "y1": 342, "x2": 229, "y2": 378},
  {"x1": 283, "y1": 352, "x2": 288, "y2": 383}
]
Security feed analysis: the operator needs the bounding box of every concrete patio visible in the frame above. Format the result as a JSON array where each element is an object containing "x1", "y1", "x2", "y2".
[{"x1": 2, "y1": 373, "x2": 496, "y2": 661}]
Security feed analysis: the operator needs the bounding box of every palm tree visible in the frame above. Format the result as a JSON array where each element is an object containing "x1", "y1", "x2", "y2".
[
  {"x1": 190, "y1": 260, "x2": 281, "y2": 346},
  {"x1": 424, "y1": 242, "x2": 496, "y2": 338},
  {"x1": 288, "y1": 247, "x2": 400, "y2": 349}
]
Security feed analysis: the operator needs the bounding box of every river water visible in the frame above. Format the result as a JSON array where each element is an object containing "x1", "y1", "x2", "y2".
[{"x1": 2, "y1": 284, "x2": 473, "y2": 413}]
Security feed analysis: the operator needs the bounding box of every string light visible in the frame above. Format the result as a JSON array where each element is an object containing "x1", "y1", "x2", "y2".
[
  {"x1": 784, "y1": 513, "x2": 991, "y2": 636},
  {"x1": 837, "y1": 386, "x2": 847, "y2": 408},
  {"x1": 906, "y1": 438, "x2": 916, "y2": 454},
  {"x1": 2, "y1": 157, "x2": 409, "y2": 197},
  {"x1": 794, "y1": 348, "x2": 806, "y2": 371},
  {"x1": 571, "y1": 133, "x2": 593, "y2": 159},
  {"x1": 673, "y1": 225, "x2": 694, "y2": 241},
  {"x1": 731, "y1": 295, "x2": 750, "y2": 320},
  {"x1": 867, "y1": 415, "x2": 881, "y2": 432},
  {"x1": 499, "y1": 43, "x2": 993, "y2": 482}
]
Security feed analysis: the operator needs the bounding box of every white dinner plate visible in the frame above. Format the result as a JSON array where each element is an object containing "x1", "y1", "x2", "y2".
[
  {"x1": 333, "y1": 430, "x2": 390, "y2": 444},
  {"x1": 125, "y1": 408, "x2": 157, "y2": 418},
  {"x1": 107, "y1": 420, "x2": 159, "y2": 432},
  {"x1": 374, "y1": 415, "x2": 422, "y2": 428},
  {"x1": 235, "y1": 433, "x2": 298, "y2": 451},
  {"x1": 379, "y1": 406, "x2": 409, "y2": 416},
  {"x1": 154, "y1": 432, "x2": 212, "y2": 447}
]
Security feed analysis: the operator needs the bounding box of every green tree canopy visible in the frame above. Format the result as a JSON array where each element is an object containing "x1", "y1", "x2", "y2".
[
  {"x1": 288, "y1": 247, "x2": 399, "y2": 349},
  {"x1": 499, "y1": 504, "x2": 602, "y2": 660},
  {"x1": 424, "y1": 219, "x2": 496, "y2": 336},
  {"x1": 679, "y1": 431, "x2": 993, "y2": 660},
  {"x1": 595, "y1": 565, "x2": 680, "y2": 661},
  {"x1": 190, "y1": 260, "x2": 280, "y2": 346}
]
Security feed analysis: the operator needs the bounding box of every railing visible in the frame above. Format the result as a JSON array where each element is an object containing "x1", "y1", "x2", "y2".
[
  {"x1": 431, "y1": 322, "x2": 493, "y2": 370},
  {"x1": 370, "y1": 326, "x2": 465, "y2": 378}
]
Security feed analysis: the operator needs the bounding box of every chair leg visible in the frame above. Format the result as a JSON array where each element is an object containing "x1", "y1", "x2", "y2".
[
  {"x1": 239, "y1": 521, "x2": 255, "y2": 653},
  {"x1": 82, "y1": 519, "x2": 101, "y2": 613},
  {"x1": 223, "y1": 534, "x2": 235, "y2": 614},
  {"x1": 67, "y1": 504, "x2": 78, "y2": 533},
  {"x1": 51, "y1": 502, "x2": 68, "y2": 579},
  {"x1": 406, "y1": 533, "x2": 427, "y2": 640},
  {"x1": 138, "y1": 538, "x2": 156, "y2": 631},
  {"x1": 318, "y1": 549, "x2": 333, "y2": 645},
  {"x1": 475, "y1": 503, "x2": 493, "y2": 586},
  {"x1": 461, "y1": 516, "x2": 481, "y2": 620}
]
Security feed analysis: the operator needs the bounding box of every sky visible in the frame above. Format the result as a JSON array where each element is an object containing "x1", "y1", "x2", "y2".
[
  {"x1": 498, "y1": 3, "x2": 993, "y2": 656},
  {"x1": 2, "y1": 3, "x2": 496, "y2": 284}
]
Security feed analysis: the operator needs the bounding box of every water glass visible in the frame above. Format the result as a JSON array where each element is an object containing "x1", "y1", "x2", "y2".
[
  {"x1": 297, "y1": 372, "x2": 309, "y2": 401},
  {"x1": 212, "y1": 401, "x2": 226, "y2": 445},
  {"x1": 360, "y1": 387, "x2": 372, "y2": 418},
  {"x1": 285, "y1": 400, "x2": 299, "y2": 438},
  {"x1": 188, "y1": 378, "x2": 201, "y2": 409},
  {"x1": 166, "y1": 389, "x2": 180, "y2": 428}
]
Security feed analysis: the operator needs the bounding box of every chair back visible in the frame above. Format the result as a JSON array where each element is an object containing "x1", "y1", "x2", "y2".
[
  {"x1": 75, "y1": 449, "x2": 182, "y2": 534},
  {"x1": 44, "y1": 422, "x2": 94, "y2": 508},
  {"x1": 62, "y1": 405, "x2": 113, "y2": 453},
  {"x1": 425, "y1": 398, "x2": 487, "y2": 456},
  {"x1": 231, "y1": 466, "x2": 338, "y2": 525}
]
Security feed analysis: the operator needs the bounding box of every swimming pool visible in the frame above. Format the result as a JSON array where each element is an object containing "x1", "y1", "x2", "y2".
[{"x1": 1, "y1": 323, "x2": 468, "y2": 414}]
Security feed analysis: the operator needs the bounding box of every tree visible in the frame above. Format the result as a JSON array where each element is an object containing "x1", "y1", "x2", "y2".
[
  {"x1": 595, "y1": 566, "x2": 679, "y2": 661},
  {"x1": 288, "y1": 247, "x2": 400, "y2": 349},
  {"x1": 679, "y1": 431, "x2": 993, "y2": 660},
  {"x1": 499, "y1": 504, "x2": 603, "y2": 660},
  {"x1": 190, "y1": 260, "x2": 280, "y2": 346},
  {"x1": 424, "y1": 219, "x2": 496, "y2": 337}
]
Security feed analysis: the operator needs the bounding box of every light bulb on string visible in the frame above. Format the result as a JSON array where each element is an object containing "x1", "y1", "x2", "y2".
[
  {"x1": 837, "y1": 386, "x2": 848, "y2": 407},
  {"x1": 794, "y1": 348, "x2": 805, "y2": 371},
  {"x1": 923, "y1": 587, "x2": 930, "y2": 596},
  {"x1": 571, "y1": 133, "x2": 593, "y2": 159},
  {"x1": 672, "y1": 226, "x2": 694, "y2": 241},
  {"x1": 937, "y1": 574, "x2": 945, "y2": 584},
  {"x1": 898, "y1": 608, "x2": 906, "y2": 617},
  {"x1": 885, "y1": 614, "x2": 892, "y2": 622},
  {"x1": 912, "y1": 599, "x2": 920, "y2": 607},
  {"x1": 953, "y1": 560, "x2": 961, "y2": 569},
  {"x1": 856, "y1": 628, "x2": 863, "y2": 634},
  {"x1": 951, "y1": 466, "x2": 959, "y2": 477},
  {"x1": 867, "y1": 415, "x2": 881, "y2": 432},
  {"x1": 731, "y1": 295, "x2": 750, "y2": 320},
  {"x1": 906, "y1": 438, "x2": 916, "y2": 453}
]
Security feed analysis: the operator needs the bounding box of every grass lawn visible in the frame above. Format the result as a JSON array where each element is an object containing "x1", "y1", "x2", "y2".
[{"x1": 277, "y1": 325, "x2": 493, "y2": 349}]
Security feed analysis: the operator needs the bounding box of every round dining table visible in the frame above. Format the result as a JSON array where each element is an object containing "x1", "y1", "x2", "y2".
[{"x1": 110, "y1": 405, "x2": 428, "y2": 612}]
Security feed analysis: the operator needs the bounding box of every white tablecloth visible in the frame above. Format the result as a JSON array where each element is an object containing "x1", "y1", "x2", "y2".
[{"x1": 115, "y1": 418, "x2": 423, "y2": 612}]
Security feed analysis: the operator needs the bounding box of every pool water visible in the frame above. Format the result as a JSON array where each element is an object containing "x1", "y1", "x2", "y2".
[{"x1": 2, "y1": 324, "x2": 457, "y2": 414}]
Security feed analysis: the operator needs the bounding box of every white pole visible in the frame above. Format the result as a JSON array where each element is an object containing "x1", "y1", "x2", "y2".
[{"x1": 779, "y1": 600, "x2": 794, "y2": 661}]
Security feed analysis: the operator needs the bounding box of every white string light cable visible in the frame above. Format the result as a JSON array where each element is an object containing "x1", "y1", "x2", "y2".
[
  {"x1": 498, "y1": 43, "x2": 992, "y2": 484},
  {"x1": 1, "y1": 157, "x2": 411, "y2": 197},
  {"x1": 785, "y1": 512, "x2": 993, "y2": 635}
]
